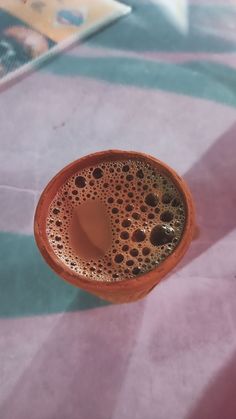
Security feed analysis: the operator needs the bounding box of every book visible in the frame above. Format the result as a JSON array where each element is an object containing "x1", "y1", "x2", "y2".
[{"x1": 0, "y1": 0, "x2": 131, "y2": 85}]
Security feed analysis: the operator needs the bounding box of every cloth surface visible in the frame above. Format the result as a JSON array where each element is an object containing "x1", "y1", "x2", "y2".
[{"x1": 0, "y1": 1, "x2": 236, "y2": 418}]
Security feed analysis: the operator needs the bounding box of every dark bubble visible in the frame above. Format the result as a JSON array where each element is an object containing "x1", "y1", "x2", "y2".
[
  {"x1": 89, "y1": 180, "x2": 95, "y2": 186},
  {"x1": 49, "y1": 219, "x2": 53, "y2": 223},
  {"x1": 142, "y1": 247, "x2": 150, "y2": 256},
  {"x1": 172, "y1": 198, "x2": 181, "y2": 207},
  {"x1": 116, "y1": 185, "x2": 121, "y2": 191},
  {"x1": 120, "y1": 231, "x2": 129, "y2": 240},
  {"x1": 114, "y1": 254, "x2": 124, "y2": 263},
  {"x1": 150, "y1": 225, "x2": 175, "y2": 246},
  {"x1": 148, "y1": 213, "x2": 155, "y2": 220},
  {"x1": 122, "y1": 244, "x2": 129, "y2": 251},
  {"x1": 132, "y1": 229, "x2": 146, "y2": 242},
  {"x1": 75, "y1": 176, "x2": 86, "y2": 188},
  {"x1": 128, "y1": 192, "x2": 134, "y2": 198},
  {"x1": 162, "y1": 193, "x2": 172, "y2": 204},
  {"x1": 132, "y1": 267, "x2": 141, "y2": 275},
  {"x1": 126, "y1": 204, "x2": 133, "y2": 212},
  {"x1": 143, "y1": 184, "x2": 148, "y2": 191},
  {"x1": 57, "y1": 201, "x2": 62, "y2": 206},
  {"x1": 122, "y1": 165, "x2": 130, "y2": 172},
  {"x1": 126, "y1": 260, "x2": 134, "y2": 266},
  {"x1": 145, "y1": 193, "x2": 159, "y2": 207},
  {"x1": 55, "y1": 236, "x2": 61, "y2": 241},
  {"x1": 132, "y1": 212, "x2": 140, "y2": 220},
  {"x1": 53, "y1": 208, "x2": 60, "y2": 215},
  {"x1": 117, "y1": 198, "x2": 123, "y2": 204},
  {"x1": 145, "y1": 258, "x2": 150, "y2": 263},
  {"x1": 55, "y1": 220, "x2": 62, "y2": 227},
  {"x1": 112, "y1": 207, "x2": 119, "y2": 214},
  {"x1": 103, "y1": 182, "x2": 109, "y2": 188},
  {"x1": 113, "y1": 273, "x2": 119, "y2": 279},
  {"x1": 130, "y1": 248, "x2": 139, "y2": 257},
  {"x1": 136, "y1": 169, "x2": 144, "y2": 179},
  {"x1": 124, "y1": 269, "x2": 130, "y2": 274},
  {"x1": 160, "y1": 211, "x2": 174, "y2": 222},
  {"x1": 92, "y1": 168, "x2": 103, "y2": 179},
  {"x1": 68, "y1": 196, "x2": 72, "y2": 200},
  {"x1": 115, "y1": 219, "x2": 120, "y2": 224},
  {"x1": 122, "y1": 219, "x2": 131, "y2": 228},
  {"x1": 153, "y1": 183, "x2": 158, "y2": 188},
  {"x1": 126, "y1": 174, "x2": 133, "y2": 181},
  {"x1": 107, "y1": 197, "x2": 114, "y2": 204},
  {"x1": 57, "y1": 244, "x2": 63, "y2": 249},
  {"x1": 154, "y1": 207, "x2": 160, "y2": 214},
  {"x1": 109, "y1": 168, "x2": 114, "y2": 173},
  {"x1": 140, "y1": 205, "x2": 147, "y2": 213},
  {"x1": 72, "y1": 190, "x2": 78, "y2": 195}
]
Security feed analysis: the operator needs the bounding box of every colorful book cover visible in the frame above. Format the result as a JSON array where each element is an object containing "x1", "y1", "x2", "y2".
[{"x1": 0, "y1": 0, "x2": 131, "y2": 85}]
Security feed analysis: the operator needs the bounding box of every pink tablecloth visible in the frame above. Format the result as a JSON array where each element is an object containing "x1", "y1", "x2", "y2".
[{"x1": 0, "y1": 1, "x2": 236, "y2": 418}]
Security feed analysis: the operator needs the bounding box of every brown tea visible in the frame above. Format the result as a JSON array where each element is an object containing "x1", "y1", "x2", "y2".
[{"x1": 46, "y1": 158, "x2": 186, "y2": 281}]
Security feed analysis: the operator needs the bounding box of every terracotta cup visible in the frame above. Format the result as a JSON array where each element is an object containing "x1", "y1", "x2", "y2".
[{"x1": 34, "y1": 150, "x2": 195, "y2": 303}]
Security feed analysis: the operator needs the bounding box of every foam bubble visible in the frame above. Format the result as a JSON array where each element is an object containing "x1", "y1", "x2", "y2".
[
  {"x1": 75, "y1": 176, "x2": 86, "y2": 188},
  {"x1": 132, "y1": 229, "x2": 146, "y2": 242}
]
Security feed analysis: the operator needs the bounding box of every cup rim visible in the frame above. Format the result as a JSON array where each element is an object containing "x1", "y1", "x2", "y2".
[{"x1": 34, "y1": 149, "x2": 195, "y2": 292}]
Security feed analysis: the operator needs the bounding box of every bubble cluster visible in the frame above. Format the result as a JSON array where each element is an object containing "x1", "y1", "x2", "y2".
[{"x1": 46, "y1": 159, "x2": 186, "y2": 282}]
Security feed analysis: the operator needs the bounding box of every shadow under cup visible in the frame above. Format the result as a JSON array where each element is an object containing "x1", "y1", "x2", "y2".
[{"x1": 34, "y1": 150, "x2": 195, "y2": 303}]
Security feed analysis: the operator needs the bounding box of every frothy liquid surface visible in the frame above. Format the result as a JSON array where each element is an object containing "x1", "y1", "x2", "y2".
[{"x1": 46, "y1": 159, "x2": 186, "y2": 281}]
